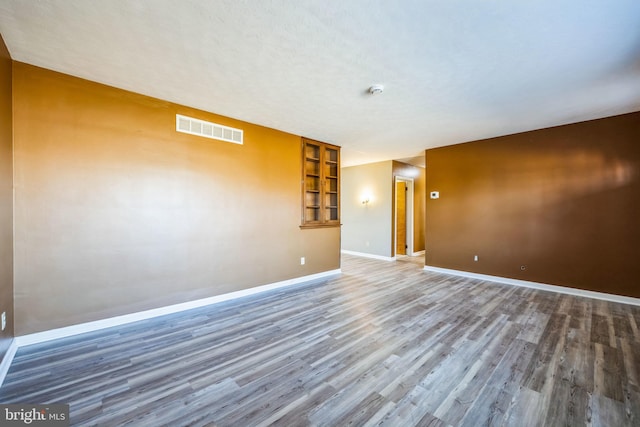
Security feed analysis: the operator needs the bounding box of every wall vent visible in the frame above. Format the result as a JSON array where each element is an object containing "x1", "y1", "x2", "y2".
[{"x1": 176, "y1": 114, "x2": 243, "y2": 145}]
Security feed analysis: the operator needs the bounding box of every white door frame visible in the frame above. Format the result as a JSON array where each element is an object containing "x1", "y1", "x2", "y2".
[{"x1": 394, "y1": 176, "x2": 414, "y2": 257}]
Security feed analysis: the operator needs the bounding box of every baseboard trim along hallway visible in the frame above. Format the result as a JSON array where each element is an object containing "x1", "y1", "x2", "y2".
[
  {"x1": 423, "y1": 265, "x2": 640, "y2": 307},
  {"x1": 341, "y1": 249, "x2": 396, "y2": 262},
  {"x1": 0, "y1": 340, "x2": 18, "y2": 388},
  {"x1": 0, "y1": 269, "x2": 341, "y2": 388},
  {"x1": 14, "y1": 269, "x2": 342, "y2": 348}
]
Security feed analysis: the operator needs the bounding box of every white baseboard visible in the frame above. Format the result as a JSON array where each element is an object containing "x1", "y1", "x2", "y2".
[
  {"x1": 341, "y1": 250, "x2": 395, "y2": 262},
  {"x1": 15, "y1": 269, "x2": 342, "y2": 348},
  {"x1": 410, "y1": 250, "x2": 425, "y2": 257},
  {"x1": 0, "y1": 339, "x2": 18, "y2": 388},
  {"x1": 423, "y1": 265, "x2": 640, "y2": 307}
]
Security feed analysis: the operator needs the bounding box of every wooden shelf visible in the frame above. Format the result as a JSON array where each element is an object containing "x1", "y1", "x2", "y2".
[{"x1": 301, "y1": 137, "x2": 340, "y2": 228}]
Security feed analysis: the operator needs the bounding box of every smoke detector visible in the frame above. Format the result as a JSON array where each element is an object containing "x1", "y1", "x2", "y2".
[{"x1": 368, "y1": 84, "x2": 384, "y2": 95}]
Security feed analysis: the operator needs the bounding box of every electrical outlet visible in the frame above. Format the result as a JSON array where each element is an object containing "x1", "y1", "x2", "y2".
[
  {"x1": 300, "y1": 257, "x2": 305, "y2": 265},
  {"x1": 474, "y1": 255, "x2": 478, "y2": 262},
  {"x1": 1, "y1": 312, "x2": 6, "y2": 331}
]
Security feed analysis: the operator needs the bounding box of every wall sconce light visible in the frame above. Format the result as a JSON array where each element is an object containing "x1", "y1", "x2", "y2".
[{"x1": 361, "y1": 191, "x2": 372, "y2": 205}]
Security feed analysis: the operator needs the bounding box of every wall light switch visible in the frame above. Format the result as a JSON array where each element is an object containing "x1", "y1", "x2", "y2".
[
  {"x1": 300, "y1": 257, "x2": 305, "y2": 265},
  {"x1": 430, "y1": 191, "x2": 439, "y2": 199},
  {"x1": 1, "y1": 312, "x2": 5, "y2": 331},
  {"x1": 474, "y1": 255, "x2": 478, "y2": 262}
]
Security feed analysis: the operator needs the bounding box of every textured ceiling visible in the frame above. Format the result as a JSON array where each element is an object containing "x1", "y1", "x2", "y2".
[{"x1": 1, "y1": 1, "x2": 640, "y2": 166}]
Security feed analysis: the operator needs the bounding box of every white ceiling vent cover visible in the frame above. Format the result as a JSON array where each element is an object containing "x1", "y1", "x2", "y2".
[{"x1": 176, "y1": 114, "x2": 243, "y2": 145}]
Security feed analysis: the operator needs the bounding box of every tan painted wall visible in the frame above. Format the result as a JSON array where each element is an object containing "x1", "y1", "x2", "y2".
[
  {"x1": 341, "y1": 161, "x2": 393, "y2": 257},
  {"x1": 392, "y1": 161, "x2": 425, "y2": 253},
  {"x1": 425, "y1": 111, "x2": 640, "y2": 298},
  {"x1": 13, "y1": 63, "x2": 340, "y2": 335},
  {"x1": 0, "y1": 35, "x2": 14, "y2": 358}
]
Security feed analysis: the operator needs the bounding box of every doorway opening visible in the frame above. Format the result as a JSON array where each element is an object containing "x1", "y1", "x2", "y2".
[{"x1": 394, "y1": 176, "x2": 414, "y2": 257}]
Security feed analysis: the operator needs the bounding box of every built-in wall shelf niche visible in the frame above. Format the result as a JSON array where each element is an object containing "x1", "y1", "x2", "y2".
[{"x1": 301, "y1": 138, "x2": 340, "y2": 228}]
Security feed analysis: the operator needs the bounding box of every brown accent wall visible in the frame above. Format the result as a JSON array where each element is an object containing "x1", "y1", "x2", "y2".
[
  {"x1": 425, "y1": 111, "x2": 640, "y2": 298},
  {"x1": 13, "y1": 63, "x2": 340, "y2": 335},
  {"x1": 392, "y1": 161, "x2": 426, "y2": 253},
  {"x1": 0, "y1": 35, "x2": 14, "y2": 359}
]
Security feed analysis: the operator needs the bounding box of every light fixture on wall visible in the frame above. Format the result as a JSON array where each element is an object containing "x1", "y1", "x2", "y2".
[{"x1": 361, "y1": 190, "x2": 372, "y2": 205}]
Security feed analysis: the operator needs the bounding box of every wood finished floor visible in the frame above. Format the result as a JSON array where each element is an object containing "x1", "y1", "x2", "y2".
[{"x1": 2, "y1": 254, "x2": 640, "y2": 426}]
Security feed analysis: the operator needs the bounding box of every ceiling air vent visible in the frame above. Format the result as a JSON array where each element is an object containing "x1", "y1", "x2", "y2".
[{"x1": 176, "y1": 114, "x2": 243, "y2": 145}]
